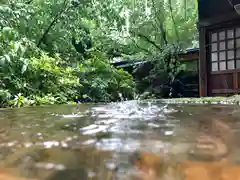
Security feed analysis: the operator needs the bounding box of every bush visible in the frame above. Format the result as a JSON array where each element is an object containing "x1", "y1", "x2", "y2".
[
  {"x1": 0, "y1": 89, "x2": 11, "y2": 107},
  {"x1": 0, "y1": 31, "x2": 135, "y2": 107},
  {"x1": 134, "y1": 45, "x2": 186, "y2": 98},
  {"x1": 76, "y1": 50, "x2": 135, "y2": 102}
]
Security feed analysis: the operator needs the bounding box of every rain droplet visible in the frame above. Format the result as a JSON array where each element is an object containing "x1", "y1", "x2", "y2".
[
  {"x1": 164, "y1": 131, "x2": 173, "y2": 136},
  {"x1": 87, "y1": 171, "x2": 96, "y2": 178},
  {"x1": 55, "y1": 164, "x2": 66, "y2": 171},
  {"x1": 106, "y1": 161, "x2": 117, "y2": 170}
]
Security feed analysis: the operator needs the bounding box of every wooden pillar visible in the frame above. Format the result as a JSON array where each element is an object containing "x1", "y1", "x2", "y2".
[
  {"x1": 199, "y1": 27, "x2": 208, "y2": 97},
  {"x1": 233, "y1": 72, "x2": 238, "y2": 89}
]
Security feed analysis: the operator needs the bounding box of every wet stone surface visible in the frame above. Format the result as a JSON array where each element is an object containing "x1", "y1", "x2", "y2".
[{"x1": 0, "y1": 101, "x2": 240, "y2": 179}]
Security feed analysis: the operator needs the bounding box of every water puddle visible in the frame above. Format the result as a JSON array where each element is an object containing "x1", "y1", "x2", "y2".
[{"x1": 0, "y1": 100, "x2": 240, "y2": 179}]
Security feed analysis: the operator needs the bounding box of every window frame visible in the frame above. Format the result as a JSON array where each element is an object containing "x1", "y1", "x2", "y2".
[{"x1": 210, "y1": 27, "x2": 240, "y2": 72}]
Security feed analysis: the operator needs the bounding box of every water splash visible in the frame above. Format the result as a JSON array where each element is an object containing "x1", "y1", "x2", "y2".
[{"x1": 118, "y1": 92, "x2": 124, "y2": 102}]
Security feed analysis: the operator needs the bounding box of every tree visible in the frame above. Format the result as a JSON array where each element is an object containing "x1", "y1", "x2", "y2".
[{"x1": 0, "y1": 0, "x2": 199, "y2": 107}]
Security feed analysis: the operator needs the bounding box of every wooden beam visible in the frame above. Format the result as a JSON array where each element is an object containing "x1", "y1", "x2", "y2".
[
  {"x1": 212, "y1": 89, "x2": 240, "y2": 94},
  {"x1": 199, "y1": 27, "x2": 208, "y2": 97},
  {"x1": 198, "y1": 11, "x2": 239, "y2": 28},
  {"x1": 179, "y1": 52, "x2": 199, "y2": 61},
  {"x1": 234, "y1": 72, "x2": 238, "y2": 89},
  {"x1": 210, "y1": 69, "x2": 240, "y2": 75}
]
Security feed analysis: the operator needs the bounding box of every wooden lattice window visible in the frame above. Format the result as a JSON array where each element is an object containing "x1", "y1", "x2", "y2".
[{"x1": 210, "y1": 27, "x2": 240, "y2": 72}]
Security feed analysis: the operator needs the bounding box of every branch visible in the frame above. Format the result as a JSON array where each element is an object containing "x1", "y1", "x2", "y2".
[
  {"x1": 37, "y1": 0, "x2": 69, "y2": 47},
  {"x1": 131, "y1": 31, "x2": 162, "y2": 51},
  {"x1": 184, "y1": 0, "x2": 187, "y2": 19},
  {"x1": 168, "y1": 0, "x2": 180, "y2": 43},
  {"x1": 159, "y1": 22, "x2": 168, "y2": 45},
  {"x1": 25, "y1": 0, "x2": 33, "y2": 4},
  {"x1": 131, "y1": 38, "x2": 152, "y2": 55},
  {"x1": 151, "y1": 0, "x2": 168, "y2": 45}
]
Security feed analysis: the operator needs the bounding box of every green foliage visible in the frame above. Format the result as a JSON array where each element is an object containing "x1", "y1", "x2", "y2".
[
  {"x1": 87, "y1": 0, "x2": 198, "y2": 98},
  {"x1": 0, "y1": 89, "x2": 11, "y2": 107},
  {"x1": 0, "y1": 27, "x2": 134, "y2": 107},
  {"x1": 76, "y1": 50, "x2": 134, "y2": 102},
  {"x1": 0, "y1": 0, "x2": 198, "y2": 107},
  {"x1": 0, "y1": 43, "x2": 134, "y2": 107},
  {"x1": 147, "y1": 45, "x2": 187, "y2": 97}
]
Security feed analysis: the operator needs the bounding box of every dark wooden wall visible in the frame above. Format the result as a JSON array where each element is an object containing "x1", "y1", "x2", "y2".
[
  {"x1": 198, "y1": 0, "x2": 239, "y2": 20},
  {"x1": 198, "y1": 0, "x2": 240, "y2": 97}
]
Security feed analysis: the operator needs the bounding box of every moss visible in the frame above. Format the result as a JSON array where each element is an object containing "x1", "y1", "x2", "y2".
[{"x1": 157, "y1": 96, "x2": 240, "y2": 105}]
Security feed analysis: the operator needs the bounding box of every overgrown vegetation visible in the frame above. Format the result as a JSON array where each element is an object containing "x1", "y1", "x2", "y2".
[{"x1": 0, "y1": 0, "x2": 198, "y2": 108}]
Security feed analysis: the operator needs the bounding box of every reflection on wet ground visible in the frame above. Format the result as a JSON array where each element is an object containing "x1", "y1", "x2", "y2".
[{"x1": 0, "y1": 100, "x2": 240, "y2": 179}]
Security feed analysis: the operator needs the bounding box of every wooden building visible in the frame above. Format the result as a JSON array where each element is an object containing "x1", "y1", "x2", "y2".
[
  {"x1": 198, "y1": 0, "x2": 240, "y2": 96},
  {"x1": 112, "y1": 48, "x2": 200, "y2": 97},
  {"x1": 111, "y1": 48, "x2": 199, "y2": 73}
]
